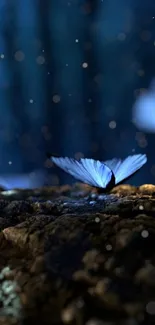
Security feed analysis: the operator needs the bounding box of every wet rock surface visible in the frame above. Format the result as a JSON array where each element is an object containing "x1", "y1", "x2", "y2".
[{"x1": 0, "y1": 183, "x2": 155, "y2": 324}]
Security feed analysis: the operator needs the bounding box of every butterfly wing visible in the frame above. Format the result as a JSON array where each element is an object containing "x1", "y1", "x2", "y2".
[
  {"x1": 50, "y1": 156, "x2": 114, "y2": 188},
  {"x1": 104, "y1": 154, "x2": 147, "y2": 185}
]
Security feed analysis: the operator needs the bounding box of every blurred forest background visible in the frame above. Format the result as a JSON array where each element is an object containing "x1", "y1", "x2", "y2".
[{"x1": 0, "y1": 0, "x2": 154, "y2": 187}]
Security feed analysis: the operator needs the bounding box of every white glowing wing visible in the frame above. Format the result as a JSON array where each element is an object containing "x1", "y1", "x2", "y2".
[
  {"x1": 0, "y1": 169, "x2": 46, "y2": 190},
  {"x1": 104, "y1": 154, "x2": 147, "y2": 185},
  {"x1": 51, "y1": 156, "x2": 113, "y2": 188}
]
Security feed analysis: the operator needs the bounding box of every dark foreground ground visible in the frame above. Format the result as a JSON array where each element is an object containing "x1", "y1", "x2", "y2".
[{"x1": 0, "y1": 183, "x2": 155, "y2": 325}]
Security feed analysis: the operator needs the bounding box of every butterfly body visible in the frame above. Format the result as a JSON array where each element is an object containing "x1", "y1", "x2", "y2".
[
  {"x1": 49, "y1": 154, "x2": 147, "y2": 190},
  {"x1": 99, "y1": 170, "x2": 115, "y2": 192}
]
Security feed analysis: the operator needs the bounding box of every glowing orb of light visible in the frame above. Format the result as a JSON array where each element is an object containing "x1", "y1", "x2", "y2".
[{"x1": 133, "y1": 79, "x2": 155, "y2": 133}]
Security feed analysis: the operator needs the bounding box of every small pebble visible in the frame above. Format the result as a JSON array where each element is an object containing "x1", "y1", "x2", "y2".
[
  {"x1": 98, "y1": 195, "x2": 106, "y2": 200},
  {"x1": 89, "y1": 201, "x2": 96, "y2": 205},
  {"x1": 139, "y1": 184, "x2": 155, "y2": 194}
]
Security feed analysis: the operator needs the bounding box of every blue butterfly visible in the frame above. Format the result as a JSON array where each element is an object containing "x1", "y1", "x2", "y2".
[{"x1": 49, "y1": 154, "x2": 147, "y2": 190}]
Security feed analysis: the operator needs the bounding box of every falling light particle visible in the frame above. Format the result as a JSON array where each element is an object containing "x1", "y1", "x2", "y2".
[
  {"x1": 139, "y1": 205, "x2": 144, "y2": 210},
  {"x1": 106, "y1": 244, "x2": 112, "y2": 251},
  {"x1": 36, "y1": 55, "x2": 45, "y2": 65},
  {"x1": 95, "y1": 217, "x2": 100, "y2": 223},
  {"x1": 61, "y1": 306, "x2": 75, "y2": 323},
  {"x1": 14, "y1": 51, "x2": 25, "y2": 62},
  {"x1": 8, "y1": 161, "x2": 12, "y2": 165},
  {"x1": 53, "y1": 95, "x2": 61, "y2": 103},
  {"x1": 82, "y1": 62, "x2": 88, "y2": 68},
  {"x1": 75, "y1": 39, "x2": 79, "y2": 43},
  {"x1": 0, "y1": 54, "x2": 4, "y2": 59},
  {"x1": 109, "y1": 120, "x2": 116, "y2": 129},
  {"x1": 76, "y1": 299, "x2": 84, "y2": 309},
  {"x1": 146, "y1": 301, "x2": 155, "y2": 315},
  {"x1": 29, "y1": 99, "x2": 34, "y2": 104},
  {"x1": 141, "y1": 230, "x2": 149, "y2": 238},
  {"x1": 117, "y1": 32, "x2": 126, "y2": 41},
  {"x1": 66, "y1": 63, "x2": 69, "y2": 67},
  {"x1": 137, "y1": 69, "x2": 145, "y2": 77}
]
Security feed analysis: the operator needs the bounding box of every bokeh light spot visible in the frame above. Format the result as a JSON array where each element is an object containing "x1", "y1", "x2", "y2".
[
  {"x1": 36, "y1": 55, "x2": 45, "y2": 65},
  {"x1": 52, "y1": 94, "x2": 61, "y2": 103},
  {"x1": 109, "y1": 120, "x2": 117, "y2": 129}
]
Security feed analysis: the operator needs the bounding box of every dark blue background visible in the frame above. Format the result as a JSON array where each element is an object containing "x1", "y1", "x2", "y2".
[{"x1": 0, "y1": 0, "x2": 154, "y2": 187}]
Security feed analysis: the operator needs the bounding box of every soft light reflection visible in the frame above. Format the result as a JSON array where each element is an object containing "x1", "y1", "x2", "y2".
[
  {"x1": 133, "y1": 79, "x2": 155, "y2": 133},
  {"x1": 0, "y1": 170, "x2": 46, "y2": 190}
]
